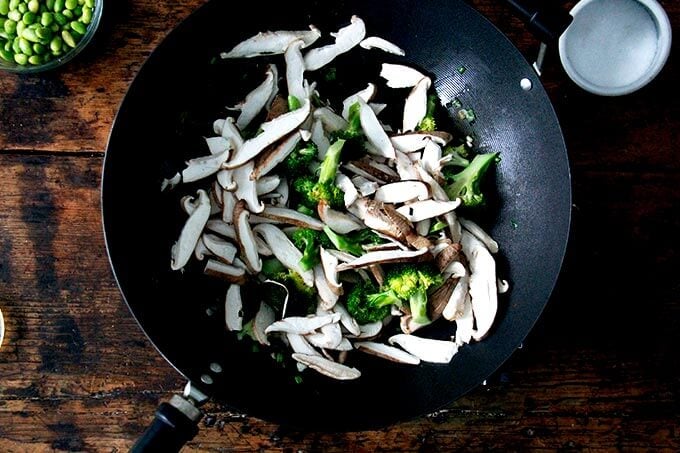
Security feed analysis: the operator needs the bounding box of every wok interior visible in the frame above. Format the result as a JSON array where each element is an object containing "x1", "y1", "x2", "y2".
[{"x1": 103, "y1": 0, "x2": 570, "y2": 430}]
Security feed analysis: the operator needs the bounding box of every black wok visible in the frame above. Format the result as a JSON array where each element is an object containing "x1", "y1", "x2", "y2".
[{"x1": 102, "y1": 0, "x2": 571, "y2": 448}]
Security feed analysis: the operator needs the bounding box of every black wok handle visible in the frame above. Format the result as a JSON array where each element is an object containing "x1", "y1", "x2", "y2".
[
  {"x1": 131, "y1": 396, "x2": 203, "y2": 453},
  {"x1": 504, "y1": 0, "x2": 573, "y2": 43}
]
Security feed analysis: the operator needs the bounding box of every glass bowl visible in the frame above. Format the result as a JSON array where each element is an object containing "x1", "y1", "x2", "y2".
[{"x1": 0, "y1": 0, "x2": 103, "y2": 74}]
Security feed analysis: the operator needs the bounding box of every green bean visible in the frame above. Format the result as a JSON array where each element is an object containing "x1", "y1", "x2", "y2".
[
  {"x1": 22, "y1": 11, "x2": 36, "y2": 24},
  {"x1": 80, "y1": 5, "x2": 90, "y2": 24},
  {"x1": 69, "y1": 19, "x2": 84, "y2": 35},
  {"x1": 64, "y1": 0, "x2": 76, "y2": 10},
  {"x1": 3, "y1": 18, "x2": 15, "y2": 34},
  {"x1": 40, "y1": 11, "x2": 52, "y2": 26},
  {"x1": 49, "y1": 34, "x2": 60, "y2": 52},
  {"x1": 0, "y1": 0, "x2": 9, "y2": 16},
  {"x1": 53, "y1": 0, "x2": 63, "y2": 12},
  {"x1": 0, "y1": 47, "x2": 12, "y2": 61},
  {"x1": 27, "y1": 0, "x2": 38, "y2": 14},
  {"x1": 61, "y1": 28, "x2": 74, "y2": 47},
  {"x1": 20, "y1": 27, "x2": 39, "y2": 42}
]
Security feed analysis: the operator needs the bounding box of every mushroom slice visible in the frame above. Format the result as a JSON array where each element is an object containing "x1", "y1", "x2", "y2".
[
  {"x1": 333, "y1": 302, "x2": 360, "y2": 336},
  {"x1": 359, "y1": 37, "x2": 405, "y2": 56},
  {"x1": 421, "y1": 139, "x2": 442, "y2": 175},
  {"x1": 182, "y1": 149, "x2": 230, "y2": 183},
  {"x1": 320, "y1": 247, "x2": 343, "y2": 296},
  {"x1": 443, "y1": 273, "x2": 469, "y2": 321},
  {"x1": 391, "y1": 132, "x2": 452, "y2": 153},
  {"x1": 416, "y1": 219, "x2": 431, "y2": 236},
  {"x1": 355, "y1": 342, "x2": 420, "y2": 365},
  {"x1": 171, "y1": 190, "x2": 211, "y2": 270},
  {"x1": 318, "y1": 201, "x2": 363, "y2": 234},
  {"x1": 374, "y1": 181, "x2": 430, "y2": 204},
  {"x1": 336, "y1": 248, "x2": 431, "y2": 271},
  {"x1": 286, "y1": 333, "x2": 321, "y2": 356},
  {"x1": 233, "y1": 162, "x2": 264, "y2": 213},
  {"x1": 256, "y1": 175, "x2": 281, "y2": 195},
  {"x1": 388, "y1": 334, "x2": 458, "y2": 364},
  {"x1": 336, "y1": 173, "x2": 359, "y2": 207},
  {"x1": 266, "y1": 94, "x2": 289, "y2": 121},
  {"x1": 345, "y1": 159, "x2": 399, "y2": 184},
  {"x1": 311, "y1": 118, "x2": 331, "y2": 159},
  {"x1": 160, "y1": 172, "x2": 181, "y2": 192},
  {"x1": 273, "y1": 177, "x2": 289, "y2": 207},
  {"x1": 403, "y1": 77, "x2": 432, "y2": 132},
  {"x1": 498, "y1": 279, "x2": 510, "y2": 294},
  {"x1": 325, "y1": 249, "x2": 357, "y2": 263},
  {"x1": 252, "y1": 131, "x2": 302, "y2": 180},
  {"x1": 304, "y1": 16, "x2": 366, "y2": 71},
  {"x1": 292, "y1": 353, "x2": 361, "y2": 380},
  {"x1": 220, "y1": 117, "x2": 245, "y2": 150},
  {"x1": 454, "y1": 294, "x2": 474, "y2": 346},
  {"x1": 194, "y1": 236, "x2": 212, "y2": 261},
  {"x1": 436, "y1": 243, "x2": 462, "y2": 273},
  {"x1": 222, "y1": 190, "x2": 237, "y2": 223},
  {"x1": 315, "y1": 265, "x2": 340, "y2": 311},
  {"x1": 254, "y1": 224, "x2": 314, "y2": 286},
  {"x1": 253, "y1": 302, "x2": 275, "y2": 346},
  {"x1": 346, "y1": 321, "x2": 382, "y2": 339},
  {"x1": 359, "y1": 99, "x2": 395, "y2": 159},
  {"x1": 461, "y1": 231, "x2": 497, "y2": 340},
  {"x1": 394, "y1": 150, "x2": 420, "y2": 181},
  {"x1": 202, "y1": 233, "x2": 238, "y2": 264},
  {"x1": 220, "y1": 26, "x2": 322, "y2": 59},
  {"x1": 236, "y1": 64, "x2": 277, "y2": 130},
  {"x1": 265, "y1": 313, "x2": 341, "y2": 335},
  {"x1": 203, "y1": 259, "x2": 247, "y2": 284},
  {"x1": 313, "y1": 107, "x2": 348, "y2": 132},
  {"x1": 396, "y1": 200, "x2": 461, "y2": 222},
  {"x1": 217, "y1": 169, "x2": 236, "y2": 191},
  {"x1": 226, "y1": 101, "x2": 311, "y2": 168},
  {"x1": 342, "y1": 83, "x2": 376, "y2": 119},
  {"x1": 206, "y1": 219, "x2": 236, "y2": 239},
  {"x1": 380, "y1": 63, "x2": 425, "y2": 88},
  {"x1": 306, "y1": 321, "x2": 343, "y2": 349},
  {"x1": 351, "y1": 176, "x2": 379, "y2": 196},
  {"x1": 285, "y1": 39, "x2": 307, "y2": 102},
  {"x1": 206, "y1": 136, "x2": 230, "y2": 155},
  {"x1": 258, "y1": 206, "x2": 324, "y2": 230},
  {"x1": 460, "y1": 218, "x2": 499, "y2": 254},
  {"x1": 429, "y1": 276, "x2": 459, "y2": 322},
  {"x1": 225, "y1": 284, "x2": 243, "y2": 331},
  {"x1": 234, "y1": 201, "x2": 262, "y2": 273}
]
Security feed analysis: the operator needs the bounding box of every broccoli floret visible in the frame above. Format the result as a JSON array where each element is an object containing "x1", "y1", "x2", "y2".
[
  {"x1": 346, "y1": 280, "x2": 392, "y2": 324},
  {"x1": 445, "y1": 152, "x2": 499, "y2": 208},
  {"x1": 292, "y1": 228, "x2": 332, "y2": 271},
  {"x1": 442, "y1": 144, "x2": 471, "y2": 168},
  {"x1": 333, "y1": 101, "x2": 363, "y2": 141},
  {"x1": 347, "y1": 229, "x2": 385, "y2": 246},
  {"x1": 417, "y1": 94, "x2": 439, "y2": 132},
  {"x1": 292, "y1": 139, "x2": 346, "y2": 209},
  {"x1": 368, "y1": 264, "x2": 444, "y2": 324},
  {"x1": 282, "y1": 141, "x2": 318, "y2": 176},
  {"x1": 296, "y1": 204, "x2": 316, "y2": 217},
  {"x1": 323, "y1": 226, "x2": 364, "y2": 256},
  {"x1": 288, "y1": 95, "x2": 302, "y2": 111}
]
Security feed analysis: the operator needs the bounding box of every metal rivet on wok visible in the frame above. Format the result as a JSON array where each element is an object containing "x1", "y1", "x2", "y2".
[
  {"x1": 209, "y1": 363, "x2": 223, "y2": 373},
  {"x1": 520, "y1": 78, "x2": 533, "y2": 91},
  {"x1": 200, "y1": 374, "x2": 214, "y2": 385}
]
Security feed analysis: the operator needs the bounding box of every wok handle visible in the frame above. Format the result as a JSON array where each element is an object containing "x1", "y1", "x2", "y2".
[
  {"x1": 504, "y1": 0, "x2": 573, "y2": 43},
  {"x1": 130, "y1": 396, "x2": 203, "y2": 453}
]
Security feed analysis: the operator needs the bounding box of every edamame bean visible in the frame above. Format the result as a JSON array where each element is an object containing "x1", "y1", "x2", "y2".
[
  {"x1": 61, "y1": 8, "x2": 72, "y2": 19},
  {"x1": 32, "y1": 42, "x2": 44, "y2": 53},
  {"x1": 22, "y1": 11, "x2": 36, "y2": 25},
  {"x1": 53, "y1": 0, "x2": 63, "y2": 13},
  {"x1": 70, "y1": 19, "x2": 84, "y2": 35},
  {"x1": 28, "y1": 54, "x2": 41, "y2": 64},
  {"x1": 0, "y1": 47, "x2": 12, "y2": 61},
  {"x1": 61, "y1": 28, "x2": 74, "y2": 47},
  {"x1": 0, "y1": 0, "x2": 9, "y2": 16},
  {"x1": 12, "y1": 51, "x2": 26, "y2": 64},
  {"x1": 53, "y1": 12, "x2": 66, "y2": 25},
  {"x1": 17, "y1": 3, "x2": 26, "y2": 14},
  {"x1": 49, "y1": 34, "x2": 61, "y2": 52},
  {"x1": 27, "y1": 0, "x2": 38, "y2": 14},
  {"x1": 8, "y1": 0, "x2": 19, "y2": 10},
  {"x1": 46, "y1": 0, "x2": 54, "y2": 9},
  {"x1": 41, "y1": 11, "x2": 53, "y2": 26},
  {"x1": 15, "y1": 18, "x2": 23, "y2": 34},
  {"x1": 7, "y1": 9, "x2": 20, "y2": 21},
  {"x1": 18, "y1": 36, "x2": 32, "y2": 54},
  {"x1": 84, "y1": 0, "x2": 92, "y2": 7},
  {"x1": 80, "y1": 5, "x2": 90, "y2": 24},
  {"x1": 35, "y1": 25, "x2": 50, "y2": 39},
  {"x1": 21, "y1": 27, "x2": 39, "y2": 42},
  {"x1": 3, "y1": 18, "x2": 15, "y2": 34},
  {"x1": 64, "y1": 0, "x2": 76, "y2": 10}
]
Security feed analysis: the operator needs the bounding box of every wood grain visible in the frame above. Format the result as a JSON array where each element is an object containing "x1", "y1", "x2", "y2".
[{"x1": 0, "y1": 0, "x2": 679, "y2": 451}]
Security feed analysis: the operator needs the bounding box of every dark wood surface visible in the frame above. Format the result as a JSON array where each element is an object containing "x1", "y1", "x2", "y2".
[{"x1": 1, "y1": 1, "x2": 678, "y2": 451}]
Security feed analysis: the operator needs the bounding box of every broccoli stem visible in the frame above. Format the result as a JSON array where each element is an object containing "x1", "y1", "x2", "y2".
[
  {"x1": 408, "y1": 289, "x2": 430, "y2": 324},
  {"x1": 323, "y1": 226, "x2": 364, "y2": 256},
  {"x1": 445, "y1": 152, "x2": 499, "y2": 207},
  {"x1": 288, "y1": 95, "x2": 301, "y2": 111},
  {"x1": 318, "y1": 139, "x2": 345, "y2": 184}
]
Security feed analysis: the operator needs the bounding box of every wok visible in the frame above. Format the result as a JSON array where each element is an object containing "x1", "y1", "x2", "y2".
[{"x1": 102, "y1": 0, "x2": 571, "y2": 449}]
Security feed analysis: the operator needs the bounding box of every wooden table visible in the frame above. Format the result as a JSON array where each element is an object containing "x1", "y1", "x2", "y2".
[{"x1": 1, "y1": 1, "x2": 678, "y2": 451}]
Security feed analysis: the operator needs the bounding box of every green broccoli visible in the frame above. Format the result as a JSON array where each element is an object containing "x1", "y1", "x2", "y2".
[
  {"x1": 345, "y1": 280, "x2": 392, "y2": 324},
  {"x1": 368, "y1": 264, "x2": 443, "y2": 324},
  {"x1": 288, "y1": 95, "x2": 302, "y2": 111},
  {"x1": 262, "y1": 258, "x2": 316, "y2": 314},
  {"x1": 444, "y1": 152, "x2": 499, "y2": 207},
  {"x1": 333, "y1": 101, "x2": 363, "y2": 141},
  {"x1": 292, "y1": 139, "x2": 346, "y2": 209},
  {"x1": 292, "y1": 228, "x2": 333, "y2": 271},
  {"x1": 282, "y1": 141, "x2": 318, "y2": 176},
  {"x1": 442, "y1": 144, "x2": 471, "y2": 168},
  {"x1": 417, "y1": 94, "x2": 439, "y2": 132},
  {"x1": 347, "y1": 229, "x2": 385, "y2": 246}
]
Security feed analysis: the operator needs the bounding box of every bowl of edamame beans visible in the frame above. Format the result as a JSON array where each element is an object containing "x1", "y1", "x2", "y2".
[{"x1": 0, "y1": 0, "x2": 101, "y2": 72}]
